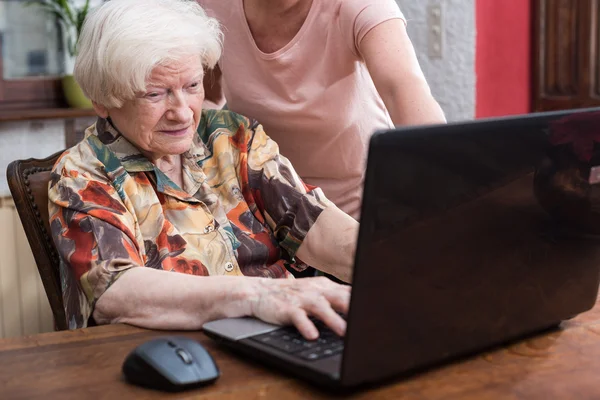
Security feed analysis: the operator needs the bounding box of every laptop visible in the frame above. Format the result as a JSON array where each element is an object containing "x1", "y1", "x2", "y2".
[{"x1": 203, "y1": 108, "x2": 600, "y2": 390}]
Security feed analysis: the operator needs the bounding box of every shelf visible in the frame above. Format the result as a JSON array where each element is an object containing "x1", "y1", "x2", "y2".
[{"x1": 0, "y1": 108, "x2": 96, "y2": 123}]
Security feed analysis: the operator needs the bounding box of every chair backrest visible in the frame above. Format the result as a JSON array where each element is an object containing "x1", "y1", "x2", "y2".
[{"x1": 7, "y1": 150, "x2": 68, "y2": 331}]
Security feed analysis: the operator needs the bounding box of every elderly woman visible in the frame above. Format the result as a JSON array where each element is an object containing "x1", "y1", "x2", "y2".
[{"x1": 48, "y1": 0, "x2": 358, "y2": 340}]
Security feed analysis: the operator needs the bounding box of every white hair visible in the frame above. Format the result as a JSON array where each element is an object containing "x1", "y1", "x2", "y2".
[{"x1": 74, "y1": 0, "x2": 222, "y2": 108}]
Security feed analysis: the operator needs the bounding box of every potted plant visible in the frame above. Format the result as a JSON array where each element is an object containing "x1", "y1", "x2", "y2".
[{"x1": 26, "y1": 0, "x2": 93, "y2": 108}]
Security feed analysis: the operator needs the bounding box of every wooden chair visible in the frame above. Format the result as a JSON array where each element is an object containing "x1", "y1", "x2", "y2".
[{"x1": 6, "y1": 151, "x2": 68, "y2": 331}]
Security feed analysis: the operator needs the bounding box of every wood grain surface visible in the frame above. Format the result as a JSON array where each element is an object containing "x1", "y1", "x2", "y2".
[{"x1": 0, "y1": 294, "x2": 599, "y2": 399}]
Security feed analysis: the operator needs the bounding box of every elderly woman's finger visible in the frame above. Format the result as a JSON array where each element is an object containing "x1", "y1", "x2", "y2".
[
  {"x1": 310, "y1": 278, "x2": 351, "y2": 314},
  {"x1": 305, "y1": 298, "x2": 347, "y2": 337},
  {"x1": 289, "y1": 309, "x2": 319, "y2": 340},
  {"x1": 323, "y1": 287, "x2": 351, "y2": 316}
]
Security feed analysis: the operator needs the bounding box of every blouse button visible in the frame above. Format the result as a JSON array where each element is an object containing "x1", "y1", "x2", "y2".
[
  {"x1": 224, "y1": 262, "x2": 234, "y2": 272},
  {"x1": 203, "y1": 225, "x2": 214, "y2": 234}
]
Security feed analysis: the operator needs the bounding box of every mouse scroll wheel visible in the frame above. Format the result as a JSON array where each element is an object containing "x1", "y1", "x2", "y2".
[{"x1": 176, "y1": 348, "x2": 193, "y2": 365}]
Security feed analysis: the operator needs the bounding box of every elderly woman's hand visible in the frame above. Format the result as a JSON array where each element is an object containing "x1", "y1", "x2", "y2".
[
  {"x1": 95, "y1": 268, "x2": 350, "y2": 340},
  {"x1": 249, "y1": 276, "x2": 351, "y2": 340}
]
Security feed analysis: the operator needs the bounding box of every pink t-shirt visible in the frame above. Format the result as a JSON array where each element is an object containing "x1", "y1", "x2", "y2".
[{"x1": 199, "y1": 0, "x2": 405, "y2": 219}]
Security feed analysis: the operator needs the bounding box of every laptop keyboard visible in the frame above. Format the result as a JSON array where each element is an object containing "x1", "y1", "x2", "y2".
[{"x1": 248, "y1": 319, "x2": 344, "y2": 361}]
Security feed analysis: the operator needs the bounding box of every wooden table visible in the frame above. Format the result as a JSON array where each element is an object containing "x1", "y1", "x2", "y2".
[{"x1": 1, "y1": 298, "x2": 600, "y2": 400}]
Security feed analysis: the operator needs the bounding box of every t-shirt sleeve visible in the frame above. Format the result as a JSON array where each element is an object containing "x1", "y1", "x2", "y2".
[{"x1": 338, "y1": 0, "x2": 406, "y2": 57}]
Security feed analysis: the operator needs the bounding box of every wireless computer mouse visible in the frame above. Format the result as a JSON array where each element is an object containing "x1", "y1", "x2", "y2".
[{"x1": 122, "y1": 336, "x2": 220, "y2": 392}]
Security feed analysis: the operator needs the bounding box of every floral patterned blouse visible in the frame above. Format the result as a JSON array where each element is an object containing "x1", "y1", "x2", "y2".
[{"x1": 48, "y1": 110, "x2": 332, "y2": 329}]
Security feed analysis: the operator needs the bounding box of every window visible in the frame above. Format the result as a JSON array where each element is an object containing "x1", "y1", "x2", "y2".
[{"x1": 0, "y1": 0, "x2": 68, "y2": 110}]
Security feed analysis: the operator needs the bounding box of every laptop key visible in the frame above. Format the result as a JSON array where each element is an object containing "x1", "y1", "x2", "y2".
[
  {"x1": 317, "y1": 337, "x2": 331, "y2": 345},
  {"x1": 323, "y1": 348, "x2": 337, "y2": 357},
  {"x1": 300, "y1": 340, "x2": 320, "y2": 349},
  {"x1": 249, "y1": 323, "x2": 344, "y2": 360},
  {"x1": 297, "y1": 342, "x2": 344, "y2": 361},
  {"x1": 252, "y1": 332, "x2": 306, "y2": 353},
  {"x1": 256, "y1": 335, "x2": 274, "y2": 344},
  {"x1": 298, "y1": 347, "x2": 324, "y2": 360},
  {"x1": 274, "y1": 341, "x2": 305, "y2": 353},
  {"x1": 330, "y1": 344, "x2": 344, "y2": 354}
]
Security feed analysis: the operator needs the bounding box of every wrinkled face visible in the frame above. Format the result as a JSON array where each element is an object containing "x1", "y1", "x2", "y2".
[{"x1": 94, "y1": 55, "x2": 205, "y2": 162}]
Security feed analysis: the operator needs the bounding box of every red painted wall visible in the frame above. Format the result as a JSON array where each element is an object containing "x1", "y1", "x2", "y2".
[{"x1": 475, "y1": 0, "x2": 532, "y2": 118}]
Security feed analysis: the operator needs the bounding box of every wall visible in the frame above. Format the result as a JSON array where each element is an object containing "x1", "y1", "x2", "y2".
[
  {"x1": 0, "y1": 119, "x2": 65, "y2": 338},
  {"x1": 397, "y1": 0, "x2": 477, "y2": 122},
  {"x1": 0, "y1": 197, "x2": 55, "y2": 338},
  {"x1": 475, "y1": 0, "x2": 532, "y2": 118},
  {"x1": 0, "y1": 120, "x2": 65, "y2": 197}
]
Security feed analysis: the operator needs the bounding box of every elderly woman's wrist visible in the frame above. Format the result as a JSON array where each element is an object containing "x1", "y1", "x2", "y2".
[
  {"x1": 240, "y1": 277, "x2": 271, "y2": 318},
  {"x1": 215, "y1": 276, "x2": 266, "y2": 319}
]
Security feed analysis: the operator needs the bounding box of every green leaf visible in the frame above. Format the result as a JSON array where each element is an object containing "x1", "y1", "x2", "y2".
[
  {"x1": 67, "y1": 35, "x2": 76, "y2": 57},
  {"x1": 25, "y1": 1, "x2": 69, "y2": 25},
  {"x1": 76, "y1": 0, "x2": 91, "y2": 38},
  {"x1": 57, "y1": 0, "x2": 75, "y2": 25},
  {"x1": 23, "y1": 0, "x2": 92, "y2": 56}
]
